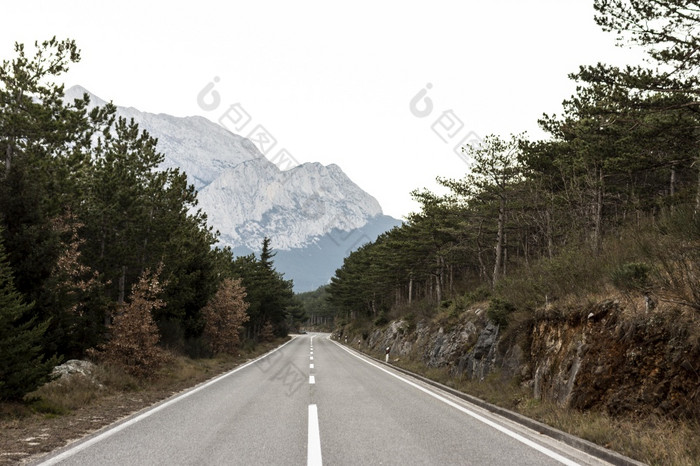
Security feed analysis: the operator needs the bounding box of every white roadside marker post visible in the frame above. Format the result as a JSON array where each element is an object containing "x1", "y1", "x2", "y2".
[{"x1": 385, "y1": 346, "x2": 390, "y2": 363}]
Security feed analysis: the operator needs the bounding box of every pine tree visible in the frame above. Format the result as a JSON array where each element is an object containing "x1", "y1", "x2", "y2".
[
  {"x1": 202, "y1": 278, "x2": 250, "y2": 354},
  {"x1": 440, "y1": 134, "x2": 523, "y2": 286},
  {"x1": 79, "y1": 116, "x2": 218, "y2": 349},
  {"x1": 0, "y1": 38, "x2": 111, "y2": 358},
  {"x1": 259, "y1": 320, "x2": 275, "y2": 343},
  {"x1": 0, "y1": 230, "x2": 59, "y2": 401},
  {"x1": 260, "y1": 236, "x2": 276, "y2": 269},
  {"x1": 231, "y1": 238, "x2": 294, "y2": 340},
  {"x1": 574, "y1": 1, "x2": 700, "y2": 213}
]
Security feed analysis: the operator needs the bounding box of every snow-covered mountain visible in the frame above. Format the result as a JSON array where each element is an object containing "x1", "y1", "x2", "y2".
[
  {"x1": 197, "y1": 157, "x2": 384, "y2": 250},
  {"x1": 64, "y1": 85, "x2": 401, "y2": 290}
]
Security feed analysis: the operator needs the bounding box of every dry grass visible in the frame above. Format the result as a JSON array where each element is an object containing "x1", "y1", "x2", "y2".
[
  {"x1": 518, "y1": 400, "x2": 700, "y2": 466},
  {"x1": 391, "y1": 358, "x2": 700, "y2": 466},
  {"x1": 0, "y1": 339, "x2": 287, "y2": 464},
  {"x1": 3, "y1": 338, "x2": 288, "y2": 422}
]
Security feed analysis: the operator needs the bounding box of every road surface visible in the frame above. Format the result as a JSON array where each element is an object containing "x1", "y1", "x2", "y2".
[{"x1": 35, "y1": 334, "x2": 617, "y2": 465}]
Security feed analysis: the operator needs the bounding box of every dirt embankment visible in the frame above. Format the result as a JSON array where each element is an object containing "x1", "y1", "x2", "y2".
[{"x1": 532, "y1": 301, "x2": 700, "y2": 419}]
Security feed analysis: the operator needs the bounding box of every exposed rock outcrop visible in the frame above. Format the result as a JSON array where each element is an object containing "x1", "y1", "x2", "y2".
[
  {"x1": 51, "y1": 359, "x2": 96, "y2": 379},
  {"x1": 50, "y1": 360, "x2": 103, "y2": 390},
  {"x1": 337, "y1": 300, "x2": 700, "y2": 420}
]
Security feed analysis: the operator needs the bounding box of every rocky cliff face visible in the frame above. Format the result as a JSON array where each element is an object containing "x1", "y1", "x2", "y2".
[
  {"x1": 343, "y1": 309, "x2": 508, "y2": 382},
  {"x1": 531, "y1": 301, "x2": 699, "y2": 419},
  {"x1": 338, "y1": 300, "x2": 700, "y2": 420}
]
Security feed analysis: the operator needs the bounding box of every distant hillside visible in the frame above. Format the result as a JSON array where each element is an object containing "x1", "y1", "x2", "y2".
[{"x1": 235, "y1": 215, "x2": 402, "y2": 291}]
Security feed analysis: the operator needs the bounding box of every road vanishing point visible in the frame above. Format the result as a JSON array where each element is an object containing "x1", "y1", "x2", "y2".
[{"x1": 34, "y1": 334, "x2": 622, "y2": 465}]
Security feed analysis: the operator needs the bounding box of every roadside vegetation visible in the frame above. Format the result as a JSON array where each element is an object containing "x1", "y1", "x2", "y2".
[
  {"x1": 324, "y1": 2, "x2": 700, "y2": 464},
  {"x1": 19, "y1": 339, "x2": 287, "y2": 419},
  {"x1": 329, "y1": 200, "x2": 700, "y2": 466},
  {"x1": 0, "y1": 338, "x2": 287, "y2": 464}
]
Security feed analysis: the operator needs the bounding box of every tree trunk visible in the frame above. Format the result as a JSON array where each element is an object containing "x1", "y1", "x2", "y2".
[
  {"x1": 117, "y1": 266, "x2": 126, "y2": 305},
  {"x1": 435, "y1": 255, "x2": 444, "y2": 304},
  {"x1": 449, "y1": 264, "x2": 454, "y2": 295},
  {"x1": 493, "y1": 196, "x2": 505, "y2": 287},
  {"x1": 546, "y1": 209, "x2": 553, "y2": 259},
  {"x1": 141, "y1": 206, "x2": 154, "y2": 270},
  {"x1": 435, "y1": 273, "x2": 442, "y2": 304},
  {"x1": 408, "y1": 275, "x2": 413, "y2": 305},
  {"x1": 670, "y1": 164, "x2": 676, "y2": 197},
  {"x1": 695, "y1": 154, "x2": 700, "y2": 217},
  {"x1": 593, "y1": 167, "x2": 603, "y2": 254},
  {"x1": 476, "y1": 219, "x2": 489, "y2": 282},
  {"x1": 524, "y1": 232, "x2": 530, "y2": 267},
  {"x1": 503, "y1": 230, "x2": 508, "y2": 278},
  {"x1": 5, "y1": 143, "x2": 12, "y2": 173},
  {"x1": 100, "y1": 231, "x2": 106, "y2": 260}
]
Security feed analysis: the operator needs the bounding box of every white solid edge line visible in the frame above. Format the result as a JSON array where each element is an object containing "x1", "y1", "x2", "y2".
[
  {"x1": 37, "y1": 337, "x2": 298, "y2": 465},
  {"x1": 307, "y1": 404, "x2": 322, "y2": 466},
  {"x1": 332, "y1": 341, "x2": 581, "y2": 466}
]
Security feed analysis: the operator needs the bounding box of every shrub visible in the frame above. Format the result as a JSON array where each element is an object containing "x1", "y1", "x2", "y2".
[
  {"x1": 487, "y1": 298, "x2": 516, "y2": 329},
  {"x1": 611, "y1": 262, "x2": 652, "y2": 292},
  {"x1": 465, "y1": 285, "x2": 491, "y2": 305},
  {"x1": 27, "y1": 397, "x2": 68, "y2": 417},
  {"x1": 404, "y1": 312, "x2": 416, "y2": 327},
  {"x1": 374, "y1": 312, "x2": 388, "y2": 327}
]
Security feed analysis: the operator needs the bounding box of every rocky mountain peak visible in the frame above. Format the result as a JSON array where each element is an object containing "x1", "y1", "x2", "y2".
[{"x1": 63, "y1": 85, "x2": 399, "y2": 289}]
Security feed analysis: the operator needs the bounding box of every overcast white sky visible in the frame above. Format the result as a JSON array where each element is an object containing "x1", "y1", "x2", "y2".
[{"x1": 2, "y1": 1, "x2": 644, "y2": 219}]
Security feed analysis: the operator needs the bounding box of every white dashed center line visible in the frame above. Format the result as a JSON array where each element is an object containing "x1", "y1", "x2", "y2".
[{"x1": 307, "y1": 404, "x2": 322, "y2": 466}]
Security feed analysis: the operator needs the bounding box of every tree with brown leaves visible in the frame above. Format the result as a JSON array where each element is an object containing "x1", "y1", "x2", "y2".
[
  {"x1": 95, "y1": 265, "x2": 167, "y2": 377},
  {"x1": 51, "y1": 214, "x2": 101, "y2": 314},
  {"x1": 47, "y1": 212, "x2": 105, "y2": 358},
  {"x1": 202, "y1": 278, "x2": 250, "y2": 355}
]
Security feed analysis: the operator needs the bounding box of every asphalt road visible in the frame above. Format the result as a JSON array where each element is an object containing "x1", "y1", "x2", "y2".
[{"x1": 35, "y1": 334, "x2": 615, "y2": 465}]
